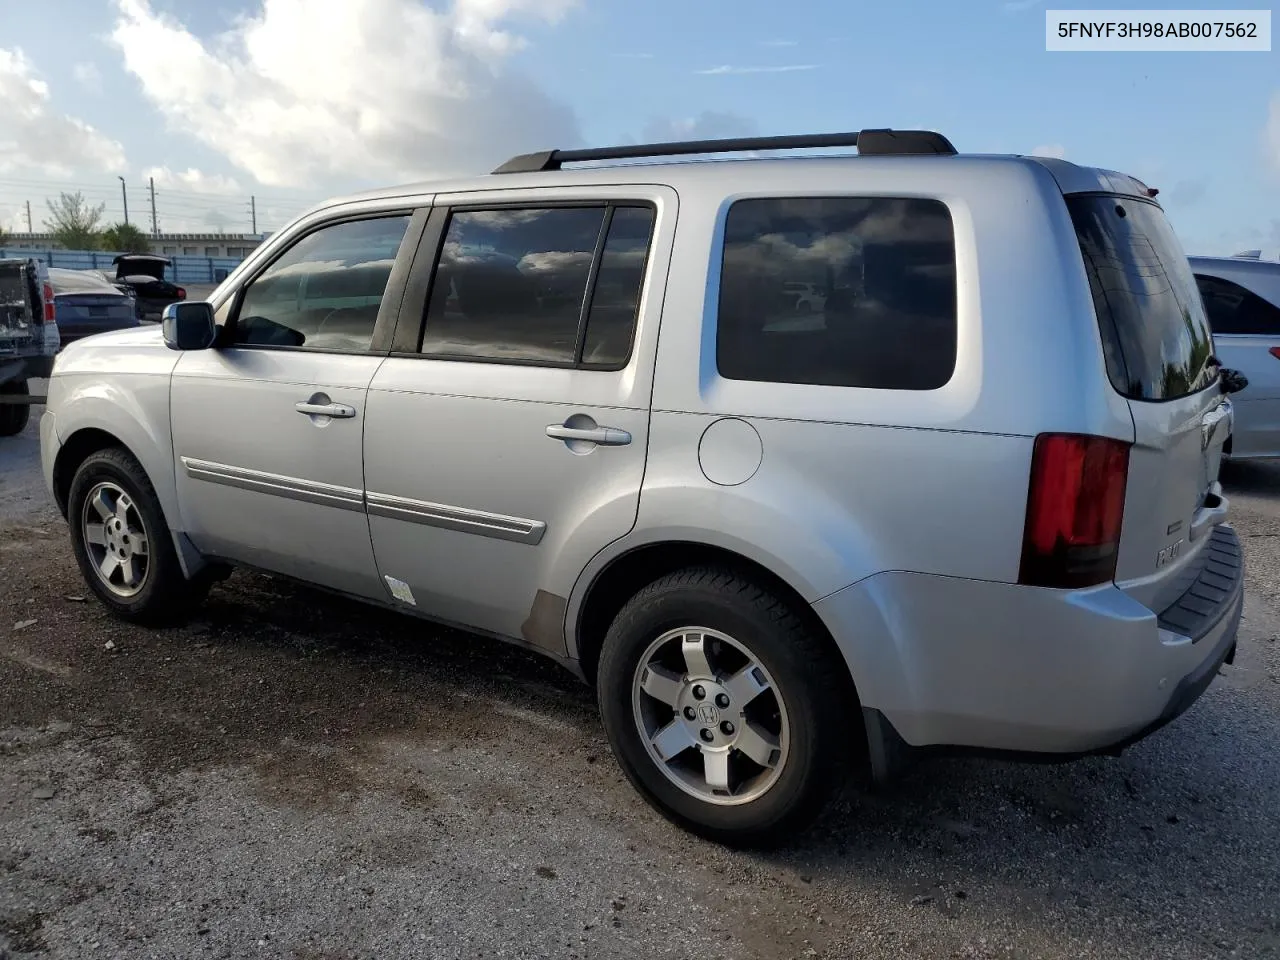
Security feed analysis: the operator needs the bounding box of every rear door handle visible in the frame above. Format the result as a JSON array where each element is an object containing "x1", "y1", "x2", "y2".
[
  {"x1": 296, "y1": 401, "x2": 357, "y2": 419},
  {"x1": 545, "y1": 423, "x2": 632, "y2": 446}
]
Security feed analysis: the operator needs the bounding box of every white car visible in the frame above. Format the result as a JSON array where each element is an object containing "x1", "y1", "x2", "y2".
[
  {"x1": 782, "y1": 281, "x2": 827, "y2": 313},
  {"x1": 1190, "y1": 256, "x2": 1280, "y2": 460}
]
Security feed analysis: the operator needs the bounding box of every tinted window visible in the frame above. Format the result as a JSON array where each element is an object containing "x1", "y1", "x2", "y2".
[
  {"x1": 422, "y1": 207, "x2": 605, "y2": 363},
  {"x1": 580, "y1": 207, "x2": 655, "y2": 368},
  {"x1": 716, "y1": 197, "x2": 957, "y2": 390},
  {"x1": 232, "y1": 216, "x2": 410, "y2": 352},
  {"x1": 1068, "y1": 196, "x2": 1214, "y2": 401},
  {"x1": 1195, "y1": 273, "x2": 1280, "y2": 336}
]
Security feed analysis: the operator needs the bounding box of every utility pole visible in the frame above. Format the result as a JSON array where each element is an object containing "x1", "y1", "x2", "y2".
[
  {"x1": 250, "y1": 195, "x2": 257, "y2": 234},
  {"x1": 25, "y1": 201, "x2": 32, "y2": 233},
  {"x1": 118, "y1": 176, "x2": 129, "y2": 225},
  {"x1": 148, "y1": 177, "x2": 158, "y2": 237}
]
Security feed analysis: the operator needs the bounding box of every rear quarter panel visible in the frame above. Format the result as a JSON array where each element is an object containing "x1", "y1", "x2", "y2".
[{"x1": 628, "y1": 157, "x2": 1132, "y2": 597}]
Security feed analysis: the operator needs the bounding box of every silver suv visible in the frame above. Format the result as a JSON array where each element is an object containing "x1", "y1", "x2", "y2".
[{"x1": 38, "y1": 130, "x2": 1245, "y2": 843}]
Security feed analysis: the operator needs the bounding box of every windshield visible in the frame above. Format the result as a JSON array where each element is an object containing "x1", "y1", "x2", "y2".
[{"x1": 1068, "y1": 195, "x2": 1215, "y2": 402}]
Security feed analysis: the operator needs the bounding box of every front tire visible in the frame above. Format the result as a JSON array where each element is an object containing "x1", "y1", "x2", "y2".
[
  {"x1": 597, "y1": 567, "x2": 854, "y2": 846},
  {"x1": 67, "y1": 447, "x2": 212, "y2": 625},
  {"x1": 0, "y1": 380, "x2": 30, "y2": 437}
]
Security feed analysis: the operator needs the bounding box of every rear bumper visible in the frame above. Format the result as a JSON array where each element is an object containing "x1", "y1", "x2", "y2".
[{"x1": 814, "y1": 525, "x2": 1245, "y2": 765}]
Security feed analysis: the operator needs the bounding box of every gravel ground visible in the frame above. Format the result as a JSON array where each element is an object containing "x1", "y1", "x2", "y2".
[{"x1": 2, "y1": 405, "x2": 1279, "y2": 960}]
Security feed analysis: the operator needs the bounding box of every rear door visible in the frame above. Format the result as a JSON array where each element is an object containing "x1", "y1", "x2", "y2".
[
  {"x1": 362, "y1": 187, "x2": 674, "y2": 650},
  {"x1": 1193, "y1": 264, "x2": 1280, "y2": 458},
  {"x1": 1067, "y1": 194, "x2": 1230, "y2": 612}
]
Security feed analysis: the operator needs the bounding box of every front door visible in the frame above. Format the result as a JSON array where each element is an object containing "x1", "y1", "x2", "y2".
[
  {"x1": 170, "y1": 212, "x2": 418, "y2": 599},
  {"x1": 362, "y1": 189, "x2": 675, "y2": 651}
]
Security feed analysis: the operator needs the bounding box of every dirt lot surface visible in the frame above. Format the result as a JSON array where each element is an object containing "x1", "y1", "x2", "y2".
[{"x1": 2, "y1": 405, "x2": 1279, "y2": 959}]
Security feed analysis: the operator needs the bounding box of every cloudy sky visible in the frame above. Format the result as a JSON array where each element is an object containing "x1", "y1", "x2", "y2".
[{"x1": 0, "y1": 0, "x2": 1276, "y2": 252}]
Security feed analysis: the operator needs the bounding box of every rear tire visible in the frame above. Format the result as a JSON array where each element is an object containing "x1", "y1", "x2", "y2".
[
  {"x1": 0, "y1": 380, "x2": 30, "y2": 437},
  {"x1": 597, "y1": 566, "x2": 854, "y2": 846},
  {"x1": 67, "y1": 447, "x2": 212, "y2": 625}
]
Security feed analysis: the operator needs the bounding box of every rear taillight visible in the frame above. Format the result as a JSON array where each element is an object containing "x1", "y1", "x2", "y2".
[
  {"x1": 176, "y1": 287, "x2": 187, "y2": 300},
  {"x1": 42, "y1": 282, "x2": 55, "y2": 323},
  {"x1": 1019, "y1": 433, "x2": 1131, "y2": 589},
  {"x1": 1269, "y1": 347, "x2": 1280, "y2": 360}
]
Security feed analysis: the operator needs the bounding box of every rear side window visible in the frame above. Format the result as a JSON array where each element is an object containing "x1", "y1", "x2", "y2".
[
  {"x1": 420, "y1": 204, "x2": 654, "y2": 367},
  {"x1": 1195, "y1": 273, "x2": 1280, "y2": 336},
  {"x1": 1068, "y1": 196, "x2": 1215, "y2": 402},
  {"x1": 716, "y1": 197, "x2": 957, "y2": 391},
  {"x1": 48, "y1": 270, "x2": 121, "y2": 295}
]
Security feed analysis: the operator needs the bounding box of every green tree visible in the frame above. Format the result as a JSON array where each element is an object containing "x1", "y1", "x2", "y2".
[
  {"x1": 0, "y1": 223, "x2": 8, "y2": 247},
  {"x1": 102, "y1": 221, "x2": 152, "y2": 254},
  {"x1": 44, "y1": 191, "x2": 105, "y2": 250}
]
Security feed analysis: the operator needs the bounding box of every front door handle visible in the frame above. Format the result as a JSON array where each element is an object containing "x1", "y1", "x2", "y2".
[
  {"x1": 296, "y1": 400, "x2": 357, "y2": 419},
  {"x1": 545, "y1": 423, "x2": 632, "y2": 446}
]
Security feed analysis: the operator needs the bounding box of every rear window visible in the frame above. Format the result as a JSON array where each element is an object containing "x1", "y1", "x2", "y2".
[
  {"x1": 716, "y1": 197, "x2": 957, "y2": 391},
  {"x1": 1068, "y1": 195, "x2": 1215, "y2": 402},
  {"x1": 49, "y1": 269, "x2": 121, "y2": 295}
]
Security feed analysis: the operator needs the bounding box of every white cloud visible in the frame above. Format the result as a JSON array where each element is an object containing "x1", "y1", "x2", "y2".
[
  {"x1": 141, "y1": 165, "x2": 243, "y2": 196},
  {"x1": 72, "y1": 61, "x2": 102, "y2": 91},
  {"x1": 1029, "y1": 143, "x2": 1066, "y2": 159},
  {"x1": 109, "y1": 0, "x2": 580, "y2": 189},
  {"x1": 696, "y1": 64, "x2": 819, "y2": 75},
  {"x1": 1266, "y1": 91, "x2": 1280, "y2": 173},
  {"x1": 1, "y1": 207, "x2": 29, "y2": 233},
  {"x1": 0, "y1": 48, "x2": 125, "y2": 176}
]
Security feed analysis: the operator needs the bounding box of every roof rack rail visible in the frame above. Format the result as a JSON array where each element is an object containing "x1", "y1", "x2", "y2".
[{"x1": 491, "y1": 128, "x2": 957, "y2": 174}]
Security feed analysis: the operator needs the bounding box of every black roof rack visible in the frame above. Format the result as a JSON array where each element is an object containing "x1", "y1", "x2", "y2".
[{"x1": 492, "y1": 128, "x2": 957, "y2": 174}]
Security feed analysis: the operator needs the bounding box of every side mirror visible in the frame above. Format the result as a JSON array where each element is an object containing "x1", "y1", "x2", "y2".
[
  {"x1": 161, "y1": 301, "x2": 217, "y2": 351},
  {"x1": 1220, "y1": 367, "x2": 1249, "y2": 395}
]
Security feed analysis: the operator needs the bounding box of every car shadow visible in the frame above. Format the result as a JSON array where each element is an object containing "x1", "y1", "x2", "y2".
[
  {"x1": 1220, "y1": 457, "x2": 1280, "y2": 498},
  {"x1": 211, "y1": 571, "x2": 1278, "y2": 956}
]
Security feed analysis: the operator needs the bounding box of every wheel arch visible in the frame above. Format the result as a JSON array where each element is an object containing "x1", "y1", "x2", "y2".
[
  {"x1": 51, "y1": 387, "x2": 210, "y2": 579},
  {"x1": 52, "y1": 427, "x2": 125, "y2": 517},
  {"x1": 572, "y1": 538, "x2": 852, "y2": 696},
  {"x1": 574, "y1": 538, "x2": 872, "y2": 782}
]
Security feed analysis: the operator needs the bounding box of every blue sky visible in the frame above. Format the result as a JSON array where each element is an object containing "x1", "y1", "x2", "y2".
[{"x1": 0, "y1": 0, "x2": 1276, "y2": 254}]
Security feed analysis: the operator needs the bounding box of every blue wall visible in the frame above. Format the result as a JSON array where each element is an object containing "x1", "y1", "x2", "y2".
[{"x1": 0, "y1": 248, "x2": 244, "y2": 285}]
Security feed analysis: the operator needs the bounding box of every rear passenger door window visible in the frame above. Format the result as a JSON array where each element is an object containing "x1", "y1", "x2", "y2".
[
  {"x1": 420, "y1": 204, "x2": 655, "y2": 368},
  {"x1": 716, "y1": 197, "x2": 957, "y2": 391},
  {"x1": 1195, "y1": 273, "x2": 1280, "y2": 336},
  {"x1": 231, "y1": 215, "x2": 411, "y2": 352}
]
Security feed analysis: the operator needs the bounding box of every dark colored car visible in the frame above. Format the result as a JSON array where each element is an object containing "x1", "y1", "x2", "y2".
[
  {"x1": 49, "y1": 268, "x2": 139, "y2": 347},
  {"x1": 112, "y1": 254, "x2": 186, "y2": 321}
]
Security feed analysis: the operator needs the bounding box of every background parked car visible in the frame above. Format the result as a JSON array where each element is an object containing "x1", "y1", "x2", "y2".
[
  {"x1": 48, "y1": 268, "x2": 139, "y2": 348},
  {"x1": 111, "y1": 254, "x2": 186, "y2": 322},
  {"x1": 782, "y1": 280, "x2": 827, "y2": 313},
  {"x1": 1191, "y1": 255, "x2": 1280, "y2": 460}
]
